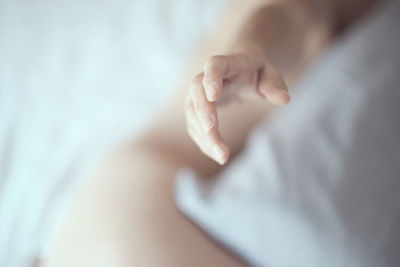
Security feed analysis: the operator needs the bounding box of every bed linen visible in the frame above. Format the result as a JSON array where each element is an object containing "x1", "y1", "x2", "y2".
[
  {"x1": 0, "y1": 1, "x2": 227, "y2": 266},
  {"x1": 176, "y1": 1, "x2": 400, "y2": 266}
]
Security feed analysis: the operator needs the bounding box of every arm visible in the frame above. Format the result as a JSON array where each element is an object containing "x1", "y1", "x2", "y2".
[
  {"x1": 44, "y1": 2, "x2": 382, "y2": 266},
  {"x1": 138, "y1": 0, "x2": 334, "y2": 175}
]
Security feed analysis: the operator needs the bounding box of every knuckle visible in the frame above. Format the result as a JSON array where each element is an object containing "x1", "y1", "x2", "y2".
[
  {"x1": 187, "y1": 115, "x2": 196, "y2": 129},
  {"x1": 191, "y1": 73, "x2": 203, "y2": 85},
  {"x1": 207, "y1": 55, "x2": 224, "y2": 68},
  {"x1": 190, "y1": 80, "x2": 203, "y2": 97},
  {"x1": 184, "y1": 104, "x2": 195, "y2": 120},
  {"x1": 184, "y1": 96, "x2": 193, "y2": 110},
  {"x1": 194, "y1": 103, "x2": 209, "y2": 114}
]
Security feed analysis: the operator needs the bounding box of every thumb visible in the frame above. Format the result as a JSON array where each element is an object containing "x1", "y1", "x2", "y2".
[{"x1": 258, "y1": 63, "x2": 291, "y2": 105}]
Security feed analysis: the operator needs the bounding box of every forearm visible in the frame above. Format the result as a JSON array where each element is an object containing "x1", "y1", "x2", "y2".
[
  {"x1": 136, "y1": 0, "x2": 334, "y2": 175},
  {"x1": 229, "y1": 0, "x2": 335, "y2": 84},
  {"x1": 231, "y1": 0, "x2": 381, "y2": 57}
]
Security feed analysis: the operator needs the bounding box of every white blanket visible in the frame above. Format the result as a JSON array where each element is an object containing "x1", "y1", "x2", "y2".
[
  {"x1": 0, "y1": 1, "x2": 227, "y2": 266},
  {"x1": 176, "y1": 1, "x2": 400, "y2": 266}
]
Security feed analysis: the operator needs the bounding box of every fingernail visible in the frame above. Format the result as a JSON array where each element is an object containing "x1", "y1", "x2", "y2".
[
  {"x1": 278, "y1": 91, "x2": 291, "y2": 105},
  {"x1": 200, "y1": 115, "x2": 215, "y2": 132},
  {"x1": 213, "y1": 144, "x2": 225, "y2": 160}
]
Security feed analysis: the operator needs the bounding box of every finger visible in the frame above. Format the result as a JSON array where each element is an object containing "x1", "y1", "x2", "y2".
[
  {"x1": 203, "y1": 56, "x2": 228, "y2": 102},
  {"x1": 207, "y1": 130, "x2": 230, "y2": 165},
  {"x1": 184, "y1": 96, "x2": 204, "y2": 136},
  {"x1": 203, "y1": 54, "x2": 255, "y2": 102},
  {"x1": 190, "y1": 73, "x2": 218, "y2": 133},
  {"x1": 188, "y1": 126, "x2": 228, "y2": 165},
  {"x1": 258, "y1": 63, "x2": 291, "y2": 105},
  {"x1": 185, "y1": 98, "x2": 229, "y2": 164},
  {"x1": 187, "y1": 126, "x2": 209, "y2": 156}
]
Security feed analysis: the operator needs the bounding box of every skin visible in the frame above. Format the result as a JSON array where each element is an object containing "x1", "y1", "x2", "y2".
[
  {"x1": 42, "y1": 0, "x2": 381, "y2": 266},
  {"x1": 186, "y1": 53, "x2": 291, "y2": 165},
  {"x1": 184, "y1": 0, "x2": 382, "y2": 165}
]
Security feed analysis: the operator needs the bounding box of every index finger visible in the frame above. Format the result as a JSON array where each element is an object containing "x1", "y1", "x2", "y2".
[{"x1": 203, "y1": 54, "x2": 252, "y2": 102}]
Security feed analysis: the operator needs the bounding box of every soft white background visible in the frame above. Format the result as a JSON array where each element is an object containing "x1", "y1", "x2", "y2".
[{"x1": 0, "y1": 1, "x2": 227, "y2": 266}]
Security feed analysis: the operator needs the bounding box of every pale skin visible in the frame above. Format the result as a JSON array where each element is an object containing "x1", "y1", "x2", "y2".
[
  {"x1": 186, "y1": 53, "x2": 291, "y2": 165},
  {"x1": 42, "y1": 0, "x2": 380, "y2": 266}
]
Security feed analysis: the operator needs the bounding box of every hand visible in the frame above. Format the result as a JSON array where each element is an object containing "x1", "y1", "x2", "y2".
[{"x1": 184, "y1": 52, "x2": 290, "y2": 165}]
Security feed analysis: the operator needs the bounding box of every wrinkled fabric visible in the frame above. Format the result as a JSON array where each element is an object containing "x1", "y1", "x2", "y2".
[{"x1": 176, "y1": 1, "x2": 400, "y2": 266}]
